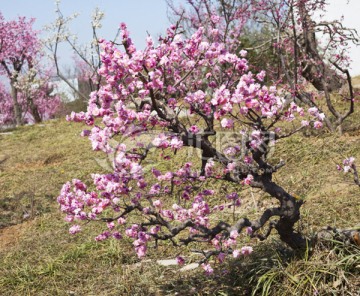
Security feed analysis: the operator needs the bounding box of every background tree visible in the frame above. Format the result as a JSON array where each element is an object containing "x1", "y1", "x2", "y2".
[
  {"x1": 0, "y1": 13, "x2": 39, "y2": 125},
  {"x1": 167, "y1": 0, "x2": 359, "y2": 132},
  {"x1": 14, "y1": 67, "x2": 62, "y2": 123},
  {"x1": 0, "y1": 75, "x2": 61, "y2": 126},
  {"x1": 0, "y1": 13, "x2": 61, "y2": 126},
  {"x1": 44, "y1": 2, "x2": 117, "y2": 105}
]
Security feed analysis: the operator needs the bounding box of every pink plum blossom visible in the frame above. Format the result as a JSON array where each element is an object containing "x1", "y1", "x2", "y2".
[
  {"x1": 201, "y1": 263, "x2": 214, "y2": 275},
  {"x1": 241, "y1": 246, "x2": 253, "y2": 255},
  {"x1": 176, "y1": 256, "x2": 185, "y2": 265},
  {"x1": 243, "y1": 174, "x2": 254, "y2": 185},
  {"x1": 69, "y1": 225, "x2": 81, "y2": 235}
]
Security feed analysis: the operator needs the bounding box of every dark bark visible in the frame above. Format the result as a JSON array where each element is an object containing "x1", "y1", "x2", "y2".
[
  {"x1": 27, "y1": 95, "x2": 42, "y2": 123},
  {"x1": 10, "y1": 83, "x2": 22, "y2": 126},
  {"x1": 263, "y1": 180, "x2": 307, "y2": 250},
  {"x1": 298, "y1": 3, "x2": 344, "y2": 93}
]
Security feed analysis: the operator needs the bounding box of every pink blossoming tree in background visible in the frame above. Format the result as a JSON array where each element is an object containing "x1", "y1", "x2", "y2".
[
  {"x1": 57, "y1": 16, "x2": 360, "y2": 272},
  {"x1": 168, "y1": 0, "x2": 359, "y2": 133},
  {"x1": 0, "y1": 79, "x2": 61, "y2": 126},
  {"x1": 0, "y1": 13, "x2": 61, "y2": 126}
]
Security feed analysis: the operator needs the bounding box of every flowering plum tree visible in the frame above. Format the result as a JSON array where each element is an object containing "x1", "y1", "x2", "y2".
[
  {"x1": 15, "y1": 69, "x2": 62, "y2": 124},
  {"x1": 0, "y1": 78, "x2": 61, "y2": 126},
  {"x1": 167, "y1": 0, "x2": 359, "y2": 133},
  {"x1": 0, "y1": 13, "x2": 39, "y2": 125},
  {"x1": 0, "y1": 13, "x2": 61, "y2": 126},
  {"x1": 57, "y1": 21, "x2": 355, "y2": 272}
]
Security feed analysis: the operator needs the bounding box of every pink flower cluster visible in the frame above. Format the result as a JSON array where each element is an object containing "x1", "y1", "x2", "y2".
[{"x1": 337, "y1": 157, "x2": 355, "y2": 173}]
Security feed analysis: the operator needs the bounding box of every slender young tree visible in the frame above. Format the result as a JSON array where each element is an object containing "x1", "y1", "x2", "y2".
[{"x1": 44, "y1": 2, "x2": 115, "y2": 103}]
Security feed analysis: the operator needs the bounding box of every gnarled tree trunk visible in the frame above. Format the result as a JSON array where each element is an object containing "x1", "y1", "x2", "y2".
[{"x1": 298, "y1": 2, "x2": 344, "y2": 92}]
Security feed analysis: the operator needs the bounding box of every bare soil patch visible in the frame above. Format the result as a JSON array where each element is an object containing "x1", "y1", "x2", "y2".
[{"x1": 0, "y1": 220, "x2": 33, "y2": 253}]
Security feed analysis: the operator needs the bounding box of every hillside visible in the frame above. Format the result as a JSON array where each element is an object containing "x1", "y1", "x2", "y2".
[{"x1": 0, "y1": 116, "x2": 359, "y2": 295}]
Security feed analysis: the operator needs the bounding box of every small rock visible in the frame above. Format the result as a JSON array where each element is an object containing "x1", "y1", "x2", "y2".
[
  {"x1": 123, "y1": 259, "x2": 152, "y2": 270},
  {"x1": 156, "y1": 259, "x2": 178, "y2": 266},
  {"x1": 180, "y1": 263, "x2": 199, "y2": 272}
]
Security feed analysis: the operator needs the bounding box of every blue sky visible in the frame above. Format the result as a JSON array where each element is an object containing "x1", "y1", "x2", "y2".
[
  {"x1": 0, "y1": 0, "x2": 174, "y2": 68},
  {"x1": 1, "y1": 0, "x2": 360, "y2": 74},
  {"x1": 322, "y1": 0, "x2": 360, "y2": 75},
  {"x1": 0, "y1": 1, "x2": 172, "y2": 45}
]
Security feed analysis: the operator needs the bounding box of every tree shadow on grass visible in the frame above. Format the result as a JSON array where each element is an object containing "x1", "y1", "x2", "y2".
[
  {"x1": 159, "y1": 239, "x2": 360, "y2": 296},
  {"x1": 159, "y1": 241, "x2": 295, "y2": 296}
]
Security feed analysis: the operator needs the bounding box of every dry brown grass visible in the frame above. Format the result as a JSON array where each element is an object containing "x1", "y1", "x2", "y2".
[{"x1": 0, "y1": 110, "x2": 359, "y2": 295}]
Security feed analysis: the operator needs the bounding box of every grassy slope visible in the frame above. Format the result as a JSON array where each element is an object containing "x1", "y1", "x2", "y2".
[{"x1": 0, "y1": 113, "x2": 359, "y2": 295}]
